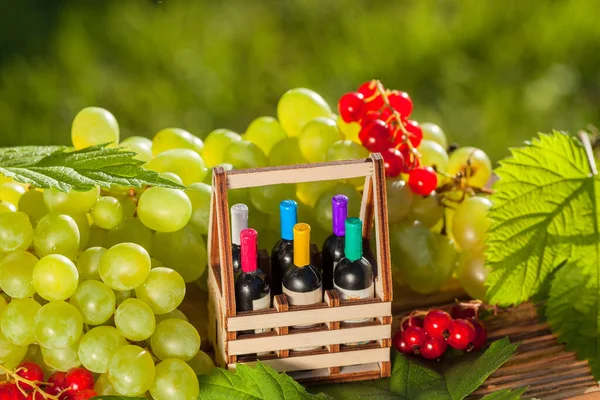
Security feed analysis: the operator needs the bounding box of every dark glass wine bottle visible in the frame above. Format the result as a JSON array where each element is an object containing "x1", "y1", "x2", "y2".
[
  {"x1": 321, "y1": 194, "x2": 348, "y2": 290},
  {"x1": 334, "y1": 217, "x2": 374, "y2": 339},
  {"x1": 231, "y1": 203, "x2": 248, "y2": 276},
  {"x1": 271, "y1": 199, "x2": 297, "y2": 295},
  {"x1": 282, "y1": 222, "x2": 323, "y2": 351}
]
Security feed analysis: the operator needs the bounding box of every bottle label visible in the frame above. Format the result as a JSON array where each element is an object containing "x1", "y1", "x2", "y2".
[
  {"x1": 282, "y1": 286, "x2": 323, "y2": 352},
  {"x1": 334, "y1": 282, "x2": 374, "y2": 346}
]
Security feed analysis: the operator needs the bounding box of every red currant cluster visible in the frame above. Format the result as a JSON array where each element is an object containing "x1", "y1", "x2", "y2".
[
  {"x1": 392, "y1": 306, "x2": 487, "y2": 360},
  {"x1": 338, "y1": 79, "x2": 437, "y2": 196},
  {"x1": 0, "y1": 363, "x2": 96, "y2": 400}
]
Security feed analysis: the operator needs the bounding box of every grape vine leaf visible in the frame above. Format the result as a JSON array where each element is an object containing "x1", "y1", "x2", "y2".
[
  {"x1": 311, "y1": 337, "x2": 518, "y2": 400},
  {"x1": 0, "y1": 144, "x2": 185, "y2": 191},
  {"x1": 484, "y1": 131, "x2": 600, "y2": 377},
  {"x1": 196, "y1": 361, "x2": 330, "y2": 399}
]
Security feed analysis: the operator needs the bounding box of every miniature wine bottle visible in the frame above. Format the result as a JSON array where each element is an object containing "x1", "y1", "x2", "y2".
[
  {"x1": 282, "y1": 223, "x2": 323, "y2": 351},
  {"x1": 271, "y1": 199, "x2": 297, "y2": 295},
  {"x1": 231, "y1": 203, "x2": 249, "y2": 276},
  {"x1": 334, "y1": 217, "x2": 374, "y2": 340},
  {"x1": 234, "y1": 228, "x2": 271, "y2": 314},
  {"x1": 321, "y1": 194, "x2": 348, "y2": 290}
]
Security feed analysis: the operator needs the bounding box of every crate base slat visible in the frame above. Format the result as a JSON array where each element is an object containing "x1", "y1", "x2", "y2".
[{"x1": 290, "y1": 363, "x2": 383, "y2": 384}]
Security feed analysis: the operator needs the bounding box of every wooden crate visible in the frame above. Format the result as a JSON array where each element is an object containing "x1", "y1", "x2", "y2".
[{"x1": 206, "y1": 154, "x2": 393, "y2": 384}]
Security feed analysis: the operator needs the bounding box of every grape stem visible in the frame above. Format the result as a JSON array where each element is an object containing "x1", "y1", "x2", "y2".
[
  {"x1": 0, "y1": 363, "x2": 65, "y2": 399},
  {"x1": 578, "y1": 130, "x2": 598, "y2": 176}
]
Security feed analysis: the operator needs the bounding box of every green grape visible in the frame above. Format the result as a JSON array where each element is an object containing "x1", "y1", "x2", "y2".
[
  {"x1": 153, "y1": 225, "x2": 207, "y2": 282},
  {"x1": 259, "y1": 229, "x2": 281, "y2": 255},
  {"x1": 71, "y1": 280, "x2": 116, "y2": 325},
  {"x1": 151, "y1": 319, "x2": 200, "y2": 361},
  {"x1": 71, "y1": 107, "x2": 120, "y2": 150},
  {"x1": 0, "y1": 201, "x2": 16, "y2": 214},
  {"x1": 298, "y1": 117, "x2": 341, "y2": 162},
  {"x1": 33, "y1": 254, "x2": 79, "y2": 301},
  {"x1": 407, "y1": 192, "x2": 444, "y2": 228},
  {"x1": 457, "y1": 249, "x2": 488, "y2": 300},
  {"x1": 418, "y1": 139, "x2": 449, "y2": 174},
  {"x1": 0, "y1": 329, "x2": 27, "y2": 369},
  {"x1": 201, "y1": 129, "x2": 242, "y2": 167},
  {"x1": 185, "y1": 183, "x2": 211, "y2": 235},
  {"x1": 249, "y1": 184, "x2": 296, "y2": 216},
  {"x1": 420, "y1": 122, "x2": 448, "y2": 149},
  {"x1": 277, "y1": 88, "x2": 332, "y2": 137},
  {"x1": 119, "y1": 136, "x2": 153, "y2": 162},
  {"x1": 41, "y1": 338, "x2": 82, "y2": 371},
  {"x1": 106, "y1": 217, "x2": 153, "y2": 254},
  {"x1": 107, "y1": 345, "x2": 155, "y2": 397},
  {"x1": 0, "y1": 297, "x2": 41, "y2": 346},
  {"x1": 155, "y1": 309, "x2": 188, "y2": 324},
  {"x1": 161, "y1": 172, "x2": 184, "y2": 185},
  {"x1": 452, "y1": 196, "x2": 492, "y2": 251},
  {"x1": 114, "y1": 298, "x2": 155, "y2": 341},
  {"x1": 192, "y1": 136, "x2": 204, "y2": 154},
  {"x1": 228, "y1": 188, "x2": 250, "y2": 213},
  {"x1": 91, "y1": 196, "x2": 124, "y2": 230},
  {"x1": 150, "y1": 358, "x2": 199, "y2": 400},
  {"x1": 138, "y1": 187, "x2": 192, "y2": 233},
  {"x1": 447, "y1": 147, "x2": 492, "y2": 188},
  {"x1": 187, "y1": 350, "x2": 214, "y2": 375},
  {"x1": 153, "y1": 127, "x2": 202, "y2": 156},
  {"x1": 389, "y1": 221, "x2": 457, "y2": 294},
  {"x1": 296, "y1": 180, "x2": 336, "y2": 208},
  {"x1": 135, "y1": 267, "x2": 185, "y2": 314},
  {"x1": 386, "y1": 179, "x2": 413, "y2": 223},
  {"x1": 117, "y1": 195, "x2": 137, "y2": 218},
  {"x1": 34, "y1": 301, "x2": 83, "y2": 349},
  {"x1": 43, "y1": 186, "x2": 100, "y2": 215},
  {"x1": 326, "y1": 139, "x2": 369, "y2": 187},
  {"x1": 33, "y1": 213, "x2": 80, "y2": 259},
  {"x1": 78, "y1": 326, "x2": 127, "y2": 373},
  {"x1": 244, "y1": 116, "x2": 287, "y2": 156},
  {"x1": 0, "y1": 182, "x2": 27, "y2": 206},
  {"x1": 0, "y1": 211, "x2": 33, "y2": 253},
  {"x1": 18, "y1": 189, "x2": 48, "y2": 225},
  {"x1": 268, "y1": 137, "x2": 308, "y2": 166},
  {"x1": 337, "y1": 116, "x2": 361, "y2": 144},
  {"x1": 69, "y1": 212, "x2": 90, "y2": 250},
  {"x1": 223, "y1": 140, "x2": 268, "y2": 169},
  {"x1": 113, "y1": 289, "x2": 135, "y2": 306},
  {"x1": 145, "y1": 148, "x2": 207, "y2": 185},
  {"x1": 0, "y1": 251, "x2": 38, "y2": 298},
  {"x1": 87, "y1": 224, "x2": 108, "y2": 249},
  {"x1": 314, "y1": 183, "x2": 362, "y2": 231},
  {"x1": 77, "y1": 247, "x2": 106, "y2": 280},
  {"x1": 99, "y1": 242, "x2": 151, "y2": 291},
  {"x1": 0, "y1": 296, "x2": 6, "y2": 315},
  {"x1": 94, "y1": 373, "x2": 119, "y2": 396}
]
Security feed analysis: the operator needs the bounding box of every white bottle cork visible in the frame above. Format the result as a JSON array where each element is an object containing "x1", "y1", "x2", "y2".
[{"x1": 230, "y1": 203, "x2": 249, "y2": 246}]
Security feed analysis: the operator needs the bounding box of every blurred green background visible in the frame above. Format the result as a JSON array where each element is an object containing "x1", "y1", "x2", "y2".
[{"x1": 0, "y1": 0, "x2": 598, "y2": 161}]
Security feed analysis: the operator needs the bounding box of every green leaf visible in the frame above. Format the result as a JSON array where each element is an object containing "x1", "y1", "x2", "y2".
[
  {"x1": 480, "y1": 387, "x2": 527, "y2": 400},
  {"x1": 0, "y1": 144, "x2": 185, "y2": 191},
  {"x1": 197, "y1": 362, "x2": 329, "y2": 400},
  {"x1": 485, "y1": 131, "x2": 597, "y2": 306}
]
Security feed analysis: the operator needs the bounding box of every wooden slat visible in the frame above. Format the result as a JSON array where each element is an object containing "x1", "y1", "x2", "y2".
[
  {"x1": 291, "y1": 363, "x2": 382, "y2": 384},
  {"x1": 229, "y1": 347, "x2": 390, "y2": 372},
  {"x1": 274, "y1": 295, "x2": 289, "y2": 359},
  {"x1": 325, "y1": 291, "x2": 341, "y2": 375},
  {"x1": 226, "y1": 159, "x2": 373, "y2": 189},
  {"x1": 370, "y1": 154, "x2": 392, "y2": 303},
  {"x1": 228, "y1": 301, "x2": 392, "y2": 331}
]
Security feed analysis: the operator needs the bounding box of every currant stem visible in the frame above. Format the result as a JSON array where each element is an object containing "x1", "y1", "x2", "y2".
[
  {"x1": 578, "y1": 130, "x2": 598, "y2": 176},
  {"x1": 0, "y1": 363, "x2": 61, "y2": 400}
]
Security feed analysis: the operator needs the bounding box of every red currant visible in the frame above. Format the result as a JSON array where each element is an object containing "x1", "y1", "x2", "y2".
[
  {"x1": 403, "y1": 120, "x2": 423, "y2": 148},
  {"x1": 470, "y1": 320, "x2": 487, "y2": 351},
  {"x1": 388, "y1": 90, "x2": 412, "y2": 119},
  {"x1": 450, "y1": 305, "x2": 476, "y2": 319},
  {"x1": 402, "y1": 326, "x2": 427, "y2": 354},
  {"x1": 338, "y1": 92, "x2": 365, "y2": 123},
  {"x1": 420, "y1": 336, "x2": 448, "y2": 360},
  {"x1": 358, "y1": 119, "x2": 391, "y2": 152},
  {"x1": 358, "y1": 81, "x2": 384, "y2": 112},
  {"x1": 399, "y1": 145, "x2": 421, "y2": 173},
  {"x1": 401, "y1": 316, "x2": 423, "y2": 330},
  {"x1": 447, "y1": 319, "x2": 476, "y2": 350},
  {"x1": 72, "y1": 389, "x2": 98, "y2": 400},
  {"x1": 423, "y1": 309, "x2": 452, "y2": 340},
  {"x1": 46, "y1": 372, "x2": 66, "y2": 396},
  {"x1": 26, "y1": 391, "x2": 45, "y2": 400},
  {"x1": 0, "y1": 383, "x2": 22, "y2": 400},
  {"x1": 408, "y1": 167, "x2": 437, "y2": 196},
  {"x1": 64, "y1": 368, "x2": 94, "y2": 397},
  {"x1": 392, "y1": 330, "x2": 413, "y2": 354},
  {"x1": 380, "y1": 108, "x2": 394, "y2": 123},
  {"x1": 382, "y1": 147, "x2": 404, "y2": 177},
  {"x1": 15, "y1": 362, "x2": 44, "y2": 393}
]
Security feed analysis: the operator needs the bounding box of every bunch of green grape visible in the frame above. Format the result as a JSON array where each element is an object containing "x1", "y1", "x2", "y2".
[{"x1": 0, "y1": 108, "x2": 215, "y2": 400}]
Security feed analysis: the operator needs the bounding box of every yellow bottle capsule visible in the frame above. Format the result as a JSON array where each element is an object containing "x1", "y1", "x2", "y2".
[{"x1": 293, "y1": 223, "x2": 311, "y2": 267}]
